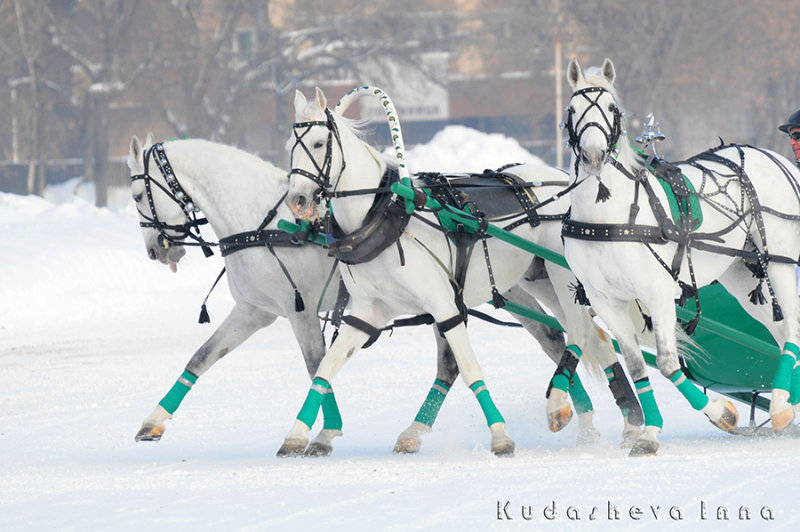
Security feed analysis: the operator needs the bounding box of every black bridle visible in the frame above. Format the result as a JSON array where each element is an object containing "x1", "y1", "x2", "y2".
[
  {"x1": 288, "y1": 108, "x2": 347, "y2": 206},
  {"x1": 564, "y1": 86, "x2": 624, "y2": 176},
  {"x1": 130, "y1": 142, "x2": 214, "y2": 256}
]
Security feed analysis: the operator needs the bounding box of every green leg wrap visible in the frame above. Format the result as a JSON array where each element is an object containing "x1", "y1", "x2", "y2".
[
  {"x1": 470, "y1": 380, "x2": 505, "y2": 426},
  {"x1": 158, "y1": 370, "x2": 198, "y2": 415},
  {"x1": 635, "y1": 378, "x2": 663, "y2": 429},
  {"x1": 669, "y1": 369, "x2": 709, "y2": 410},
  {"x1": 773, "y1": 342, "x2": 799, "y2": 392},
  {"x1": 297, "y1": 377, "x2": 330, "y2": 429},
  {"x1": 321, "y1": 388, "x2": 343, "y2": 431},
  {"x1": 413, "y1": 379, "x2": 451, "y2": 427},
  {"x1": 550, "y1": 345, "x2": 582, "y2": 393},
  {"x1": 568, "y1": 373, "x2": 594, "y2": 415},
  {"x1": 790, "y1": 362, "x2": 800, "y2": 405}
]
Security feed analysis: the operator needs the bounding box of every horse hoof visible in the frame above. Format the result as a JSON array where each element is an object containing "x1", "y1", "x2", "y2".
[
  {"x1": 709, "y1": 400, "x2": 738, "y2": 432},
  {"x1": 576, "y1": 411, "x2": 601, "y2": 444},
  {"x1": 629, "y1": 438, "x2": 659, "y2": 457},
  {"x1": 771, "y1": 407, "x2": 795, "y2": 432},
  {"x1": 393, "y1": 436, "x2": 422, "y2": 454},
  {"x1": 547, "y1": 404, "x2": 573, "y2": 432},
  {"x1": 276, "y1": 438, "x2": 307, "y2": 457},
  {"x1": 393, "y1": 421, "x2": 430, "y2": 454},
  {"x1": 577, "y1": 425, "x2": 601, "y2": 445},
  {"x1": 135, "y1": 424, "x2": 164, "y2": 442},
  {"x1": 304, "y1": 441, "x2": 333, "y2": 457},
  {"x1": 620, "y1": 426, "x2": 643, "y2": 449},
  {"x1": 489, "y1": 422, "x2": 515, "y2": 456},
  {"x1": 492, "y1": 439, "x2": 515, "y2": 457}
]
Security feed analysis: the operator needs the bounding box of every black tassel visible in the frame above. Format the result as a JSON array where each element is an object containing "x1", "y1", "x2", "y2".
[
  {"x1": 748, "y1": 282, "x2": 767, "y2": 305},
  {"x1": 773, "y1": 298, "x2": 784, "y2": 322},
  {"x1": 641, "y1": 313, "x2": 653, "y2": 333},
  {"x1": 683, "y1": 314, "x2": 700, "y2": 336},
  {"x1": 677, "y1": 282, "x2": 696, "y2": 306},
  {"x1": 491, "y1": 288, "x2": 506, "y2": 309},
  {"x1": 595, "y1": 180, "x2": 612, "y2": 203},
  {"x1": 569, "y1": 281, "x2": 591, "y2": 306},
  {"x1": 294, "y1": 290, "x2": 305, "y2": 312},
  {"x1": 198, "y1": 304, "x2": 210, "y2": 324},
  {"x1": 201, "y1": 245, "x2": 214, "y2": 257}
]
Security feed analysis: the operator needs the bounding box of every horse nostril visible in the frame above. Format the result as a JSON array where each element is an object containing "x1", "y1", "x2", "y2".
[
  {"x1": 296, "y1": 195, "x2": 307, "y2": 208},
  {"x1": 148, "y1": 248, "x2": 157, "y2": 260}
]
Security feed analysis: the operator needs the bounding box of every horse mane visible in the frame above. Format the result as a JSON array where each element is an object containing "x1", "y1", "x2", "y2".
[{"x1": 332, "y1": 110, "x2": 401, "y2": 171}]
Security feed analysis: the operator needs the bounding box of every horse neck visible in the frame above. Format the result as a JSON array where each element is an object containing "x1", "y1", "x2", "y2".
[
  {"x1": 165, "y1": 140, "x2": 289, "y2": 238},
  {"x1": 569, "y1": 143, "x2": 647, "y2": 224},
  {"x1": 329, "y1": 130, "x2": 386, "y2": 234}
]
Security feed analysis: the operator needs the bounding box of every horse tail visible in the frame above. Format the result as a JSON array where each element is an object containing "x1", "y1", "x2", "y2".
[
  {"x1": 674, "y1": 326, "x2": 709, "y2": 365},
  {"x1": 579, "y1": 323, "x2": 611, "y2": 380}
]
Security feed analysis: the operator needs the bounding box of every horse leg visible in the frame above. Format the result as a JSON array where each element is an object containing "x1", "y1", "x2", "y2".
[
  {"x1": 523, "y1": 267, "x2": 643, "y2": 444},
  {"x1": 284, "y1": 310, "x2": 344, "y2": 457},
  {"x1": 762, "y1": 263, "x2": 800, "y2": 430},
  {"x1": 277, "y1": 314, "x2": 376, "y2": 457},
  {"x1": 645, "y1": 296, "x2": 738, "y2": 433},
  {"x1": 439, "y1": 320, "x2": 514, "y2": 456},
  {"x1": 394, "y1": 327, "x2": 456, "y2": 454},
  {"x1": 586, "y1": 291, "x2": 663, "y2": 456},
  {"x1": 718, "y1": 262, "x2": 799, "y2": 430},
  {"x1": 511, "y1": 275, "x2": 596, "y2": 437},
  {"x1": 135, "y1": 302, "x2": 277, "y2": 441}
]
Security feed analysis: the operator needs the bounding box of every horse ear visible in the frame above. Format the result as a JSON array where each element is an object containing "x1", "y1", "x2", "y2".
[
  {"x1": 567, "y1": 58, "x2": 583, "y2": 88},
  {"x1": 315, "y1": 86, "x2": 327, "y2": 110},
  {"x1": 601, "y1": 58, "x2": 616, "y2": 84},
  {"x1": 294, "y1": 89, "x2": 308, "y2": 114},
  {"x1": 128, "y1": 135, "x2": 142, "y2": 169},
  {"x1": 144, "y1": 132, "x2": 155, "y2": 148}
]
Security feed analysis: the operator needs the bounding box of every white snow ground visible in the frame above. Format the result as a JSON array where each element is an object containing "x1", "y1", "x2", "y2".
[{"x1": 2, "y1": 127, "x2": 799, "y2": 530}]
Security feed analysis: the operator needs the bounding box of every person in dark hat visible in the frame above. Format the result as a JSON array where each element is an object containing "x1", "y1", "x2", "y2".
[{"x1": 779, "y1": 109, "x2": 800, "y2": 167}]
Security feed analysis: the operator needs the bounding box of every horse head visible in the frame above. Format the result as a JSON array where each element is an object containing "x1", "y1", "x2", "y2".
[
  {"x1": 128, "y1": 134, "x2": 188, "y2": 270},
  {"x1": 565, "y1": 58, "x2": 624, "y2": 178},
  {"x1": 285, "y1": 87, "x2": 346, "y2": 220}
]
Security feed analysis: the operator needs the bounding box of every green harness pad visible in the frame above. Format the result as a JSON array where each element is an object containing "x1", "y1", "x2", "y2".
[{"x1": 651, "y1": 159, "x2": 702, "y2": 231}]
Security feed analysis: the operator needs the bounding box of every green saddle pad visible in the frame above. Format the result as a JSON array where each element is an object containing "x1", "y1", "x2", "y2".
[{"x1": 654, "y1": 167, "x2": 703, "y2": 231}]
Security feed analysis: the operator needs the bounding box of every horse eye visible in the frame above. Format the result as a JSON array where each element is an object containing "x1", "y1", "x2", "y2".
[
  {"x1": 608, "y1": 103, "x2": 617, "y2": 112},
  {"x1": 133, "y1": 193, "x2": 143, "y2": 203},
  {"x1": 313, "y1": 141, "x2": 324, "y2": 149}
]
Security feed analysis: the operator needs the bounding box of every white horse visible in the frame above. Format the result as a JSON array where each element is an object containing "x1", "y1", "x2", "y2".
[
  {"x1": 281, "y1": 87, "x2": 643, "y2": 456},
  {"x1": 126, "y1": 134, "x2": 614, "y2": 455},
  {"x1": 563, "y1": 58, "x2": 800, "y2": 455}
]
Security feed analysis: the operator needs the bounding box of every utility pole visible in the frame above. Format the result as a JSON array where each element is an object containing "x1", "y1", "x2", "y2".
[{"x1": 555, "y1": 36, "x2": 563, "y2": 169}]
